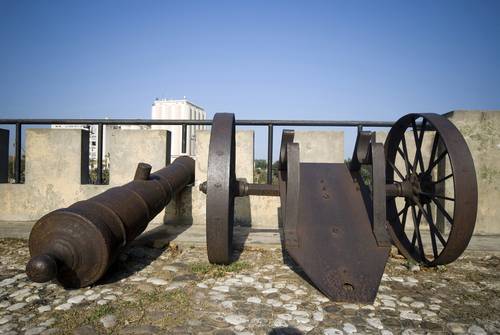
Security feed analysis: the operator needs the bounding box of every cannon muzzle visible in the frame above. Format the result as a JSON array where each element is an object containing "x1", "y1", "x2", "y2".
[{"x1": 26, "y1": 156, "x2": 195, "y2": 288}]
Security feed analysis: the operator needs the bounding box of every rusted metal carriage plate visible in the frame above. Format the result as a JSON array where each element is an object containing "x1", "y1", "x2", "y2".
[{"x1": 287, "y1": 163, "x2": 390, "y2": 303}]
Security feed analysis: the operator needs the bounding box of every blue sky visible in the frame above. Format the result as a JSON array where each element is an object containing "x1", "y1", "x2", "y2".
[{"x1": 1, "y1": 1, "x2": 499, "y2": 157}]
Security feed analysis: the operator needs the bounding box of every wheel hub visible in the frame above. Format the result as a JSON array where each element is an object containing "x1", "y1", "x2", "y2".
[
  {"x1": 417, "y1": 173, "x2": 435, "y2": 205},
  {"x1": 401, "y1": 173, "x2": 434, "y2": 205}
]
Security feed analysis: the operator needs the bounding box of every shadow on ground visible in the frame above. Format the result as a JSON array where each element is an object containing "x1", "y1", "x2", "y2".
[{"x1": 98, "y1": 222, "x2": 192, "y2": 285}]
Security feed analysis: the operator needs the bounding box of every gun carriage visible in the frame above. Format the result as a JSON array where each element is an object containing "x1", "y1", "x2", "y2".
[{"x1": 200, "y1": 113, "x2": 477, "y2": 303}]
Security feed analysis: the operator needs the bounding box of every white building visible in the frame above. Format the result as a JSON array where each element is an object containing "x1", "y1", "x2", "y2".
[{"x1": 151, "y1": 99, "x2": 206, "y2": 157}]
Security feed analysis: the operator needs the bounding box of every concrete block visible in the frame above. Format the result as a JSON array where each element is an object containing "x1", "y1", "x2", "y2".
[
  {"x1": 0, "y1": 129, "x2": 92, "y2": 221},
  {"x1": 446, "y1": 111, "x2": 500, "y2": 235},
  {"x1": 193, "y1": 130, "x2": 254, "y2": 182},
  {"x1": 0, "y1": 129, "x2": 8, "y2": 183},
  {"x1": 25, "y1": 129, "x2": 89, "y2": 185},
  {"x1": 107, "y1": 129, "x2": 171, "y2": 186},
  {"x1": 294, "y1": 131, "x2": 344, "y2": 163},
  {"x1": 249, "y1": 196, "x2": 281, "y2": 228}
]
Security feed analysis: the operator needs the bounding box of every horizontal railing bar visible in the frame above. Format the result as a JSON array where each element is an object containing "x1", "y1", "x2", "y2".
[{"x1": 0, "y1": 119, "x2": 394, "y2": 127}]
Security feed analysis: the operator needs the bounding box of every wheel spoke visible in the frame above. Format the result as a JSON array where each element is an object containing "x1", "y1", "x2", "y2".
[
  {"x1": 410, "y1": 120, "x2": 419, "y2": 172},
  {"x1": 411, "y1": 229, "x2": 417, "y2": 248},
  {"x1": 387, "y1": 158, "x2": 405, "y2": 181},
  {"x1": 398, "y1": 202, "x2": 410, "y2": 229},
  {"x1": 416, "y1": 203, "x2": 438, "y2": 257},
  {"x1": 428, "y1": 133, "x2": 440, "y2": 172},
  {"x1": 411, "y1": 119, "x2": 426, "y2": 173},
  {"x1": 417, "y1": 202, "x2": 447, "y2": 250},
  {"x1": 411, "y1": 205, "x2": 425, "y2": 259},
  {"x1": 419, "y1": 192, "x2": 455, "y2": 202},
  {"x1": 428, "y1": 205, "x2": 447, "y2": 247},
  {"x1": 399, "y1": 136, "x2": 412, "y2": 175},
  {"x1": 432, "y1": 173, "x2": 453, "y2": 185},
  {"x1": 428, "y1": 150, "x2": 448, "y2": 173},
  {"x1": 397, "y1": 148, "x2": 407, "y2": 168},
  {"x1": 398, "y1": 202, "x2": 410, "y2": 216},
  {"x1": 434, "y1": 194, "x2": 455, "y2": 202},
  {"x1": 432, "y1": 198, "x2": 454, "y2": 225},
  {"x1": 401, "y1": 202, "x2": 409, "y2": 230}
]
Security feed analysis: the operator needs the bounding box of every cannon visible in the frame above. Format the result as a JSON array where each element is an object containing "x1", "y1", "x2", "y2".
[
  {"x1": 26, "y1": 156, "x2": 195, "y2": 288},
  {"x1": 200, "y1": 113, "x2": 477, "y2": 303}
]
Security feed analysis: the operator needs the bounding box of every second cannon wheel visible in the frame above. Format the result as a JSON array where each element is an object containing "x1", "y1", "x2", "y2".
[
  {"x1": 206, "y1": 113, "x2": 236, "y2": 264},
  {"x1": 385, "y1": 113, "x2": 478, "y2": 266}
]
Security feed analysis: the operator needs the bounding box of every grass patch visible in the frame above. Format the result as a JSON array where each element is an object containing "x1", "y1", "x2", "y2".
[
  {"x1": 157, "y1": 289, "x2": 191, "y2": 327},
  {"x1": 53, "y1": 288, "x2": 193, "y2": 333},
  {"x1": 89, "y1": 304, "x2": 115, "y2": 321},
  {"x1": 135, "y1": 288, "x2": 189, "y2": 306},
  {"x1": 53, "y1": 304, "x2": 115, "y2": 334},
  {"x1": 130, "y1": 288, "x2": 192, "y2": 328},
  {"x1": 189, "y1": 261, "x2": 250, "y2": 278}
]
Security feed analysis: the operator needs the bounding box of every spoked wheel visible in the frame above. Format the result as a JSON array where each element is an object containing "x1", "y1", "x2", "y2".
[
  {"x1": 206, "y1": 113, "x2": 236, "y2": 264},
  {"x1": 385, "y1": 113, "x2": 477, "y2": 266}
]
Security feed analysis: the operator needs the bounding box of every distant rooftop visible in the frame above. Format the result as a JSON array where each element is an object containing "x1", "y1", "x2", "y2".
[{"x1": 152, "y1": 98, "x2": 204, "y2": 111}]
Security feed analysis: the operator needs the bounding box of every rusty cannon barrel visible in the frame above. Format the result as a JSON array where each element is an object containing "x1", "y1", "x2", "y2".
[{"x1": 26, "y1": 156, "x2": 195, "y2": 288}]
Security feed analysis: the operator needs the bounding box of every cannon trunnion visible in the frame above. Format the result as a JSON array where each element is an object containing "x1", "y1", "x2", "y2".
[{"x1": 26, "y1": 156, "x2": 195, "y2": 288}]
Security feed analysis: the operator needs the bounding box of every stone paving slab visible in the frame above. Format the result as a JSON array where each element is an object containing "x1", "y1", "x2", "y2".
[{"x1": 0, "y1": 238, "x2": 499, "y2": 335}]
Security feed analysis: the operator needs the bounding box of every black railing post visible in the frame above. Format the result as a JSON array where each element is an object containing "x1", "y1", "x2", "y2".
[
  {"x1": 166, "y1": 131, "x2": 172, "y2": 166},
  {"x1": 15, "y1": 123, "x2": 22, "y2": 183},
  {"x1": 97, "y1": 123, "x2": 103, "y2": 184},
  {"x1": 181, "y1": 124, "x2": 187, "y2": 154},
  {"x1": 267, "y1": 124, "x2": 273, "y2": 184}
]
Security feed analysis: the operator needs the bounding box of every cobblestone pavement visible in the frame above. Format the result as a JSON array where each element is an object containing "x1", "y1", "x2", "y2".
[{"x1": 0, "y1": 238, "x2": 499, "y2": 335}]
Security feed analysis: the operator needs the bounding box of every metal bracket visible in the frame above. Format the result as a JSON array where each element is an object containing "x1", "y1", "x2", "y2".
[
  {"x1": 283, "y1": 142, "x2": 300, "y2": 249},
  {"x1": 351, "y1": 130, "x2": 392, "y2": 247},
  {"x1": 371, "y1": 142, "x2": 392, "y2": 247},
  {"x1": 349, "y1": 130, "x2": 375, "y2": 171}
]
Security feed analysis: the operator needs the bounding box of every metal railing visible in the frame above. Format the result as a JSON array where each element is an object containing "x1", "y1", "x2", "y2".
[{"x1": 0, "y1": 118, "x2": 394, "y2": 184}]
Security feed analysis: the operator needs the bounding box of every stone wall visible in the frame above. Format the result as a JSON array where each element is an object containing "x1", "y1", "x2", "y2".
[
  {"x1": 0, "y1": 110, "x2": 498, "y2": 235},
  {"x1": 0, "y1": 128, "x2": 171, "y2": 223}
]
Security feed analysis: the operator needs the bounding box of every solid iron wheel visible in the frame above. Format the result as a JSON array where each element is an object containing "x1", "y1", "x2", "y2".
[
  {"x1": 385, "y1": 113, "x2": 477, "y2": 266},
  {"x1": 206, "y1": 113, "x2": 236, "y2": 264}
]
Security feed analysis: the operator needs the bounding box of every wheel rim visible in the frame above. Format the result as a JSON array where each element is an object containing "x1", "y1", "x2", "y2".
[
  {"x1": 385, "y1": 113, "x2": 477, "y2": 266},
  {"x1": 206, "y1": 113, "x2": 236, "y2": 264}
]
